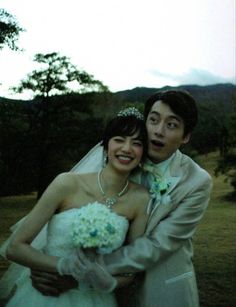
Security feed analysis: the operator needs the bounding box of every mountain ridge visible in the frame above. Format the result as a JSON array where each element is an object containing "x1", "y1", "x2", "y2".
[{"x1": 1, "y1": 83, "x2": 235, "y2": 107}]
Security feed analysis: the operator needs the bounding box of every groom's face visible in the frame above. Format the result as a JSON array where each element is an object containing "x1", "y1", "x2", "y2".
[{"x1": 146, "y1": 100, "x2": 190, "y2": 163}]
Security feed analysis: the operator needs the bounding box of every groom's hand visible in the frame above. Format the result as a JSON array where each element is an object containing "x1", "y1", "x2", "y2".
[{"x1": 30, "y1": 269, "x2": 78, "y2": 296}]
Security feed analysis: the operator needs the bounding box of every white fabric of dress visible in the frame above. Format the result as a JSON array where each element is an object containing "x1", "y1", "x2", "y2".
[
  {"x1": 5, "y1": 204, "x2": 129, "y2": 307},
  {"x1": 0, "y1": 143, "x2": 105, "y2": 302}
]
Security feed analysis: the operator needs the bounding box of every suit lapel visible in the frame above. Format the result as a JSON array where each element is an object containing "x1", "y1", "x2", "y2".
[
  {"x1": 146, "y1": 197, "x2": 172, "y2": 232},
  {"x1": 165, "y1": 149, "x2": 183, "y2": 193}
]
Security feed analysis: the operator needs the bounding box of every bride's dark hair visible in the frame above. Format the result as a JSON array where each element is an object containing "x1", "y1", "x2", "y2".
[{"x1": 101, "y1": 115, "x2": 148, "y2": 161}]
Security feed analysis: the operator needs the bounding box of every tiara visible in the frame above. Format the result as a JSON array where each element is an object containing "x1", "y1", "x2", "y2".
[{"x1": 117, "y1": 107, "x2": 144, "y2": 120}]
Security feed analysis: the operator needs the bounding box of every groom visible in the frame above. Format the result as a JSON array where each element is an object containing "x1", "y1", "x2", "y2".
[{"x1": 32, "y1": 90, "x2": 212, "y2": 306}]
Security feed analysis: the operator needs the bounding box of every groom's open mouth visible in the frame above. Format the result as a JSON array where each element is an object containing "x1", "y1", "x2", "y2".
[{"x1": 151, "y1": 140, "x2": 165, "y2": 148}]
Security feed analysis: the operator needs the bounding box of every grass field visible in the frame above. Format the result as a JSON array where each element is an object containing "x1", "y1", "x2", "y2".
[
  {"x1": 0, "y1": 151, "x2": 235, "y2": 306},
  {"x1": 194, "y1": 152, "x2": 236, "y2": 306}
]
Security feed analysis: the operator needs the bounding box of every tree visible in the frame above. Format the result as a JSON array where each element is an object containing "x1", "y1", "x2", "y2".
[
  {"x1": 0, "y1": 99, "x2": 34, "y2": 195},
  {"x1": 0, "y1": 93, "x2": 109, "y2": 197},
  {"x1": 215, "y1": 106, "x2": 236, "y2": 198},
  {"x1": 10, "y1": 54, "x2": 109, "y2": 197},
  {"x1": 190, "y1": 104, "x2": 222, "y2": 154},
  {"x1": 0, "y1": 9, "x2": 24, "y2": 50},
  {"x1": 12, "y1": 52, "x2": 109, "y2": 97}
]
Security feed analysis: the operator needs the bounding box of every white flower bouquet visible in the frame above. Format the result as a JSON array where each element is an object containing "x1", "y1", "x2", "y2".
[{"x1": 71, "y1": 202, "x2": 126, "y2": 254}]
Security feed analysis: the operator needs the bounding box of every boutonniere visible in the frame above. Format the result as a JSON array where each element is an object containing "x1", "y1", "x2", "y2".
[{"x1": 150, "y1": 177, "x2": 171, "y2": 197}]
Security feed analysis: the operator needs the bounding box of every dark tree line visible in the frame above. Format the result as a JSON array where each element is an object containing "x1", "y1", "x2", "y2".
[
  {"x1": 0, "y1": 92, "x2": 114, "y2": 197},
  {"x1": 1, "y1": 88, "x2": 236, "y2": 197}
]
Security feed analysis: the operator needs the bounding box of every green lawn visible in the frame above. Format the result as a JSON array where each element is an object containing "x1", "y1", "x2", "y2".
[
  {"x1": 0, "y1": 151, "x2": 235, "y2": 306},
  {"x1": 194, "y1": 152, "x2": 236, "y2": 306}
]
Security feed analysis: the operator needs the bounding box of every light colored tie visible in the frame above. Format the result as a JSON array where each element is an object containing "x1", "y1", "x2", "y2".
[
  {"x1": 142, "y1": 161, "x2": 162, "y2": 179},
  {"x1": 142, "y1": 162, "x2": 170, "y2": 196}
]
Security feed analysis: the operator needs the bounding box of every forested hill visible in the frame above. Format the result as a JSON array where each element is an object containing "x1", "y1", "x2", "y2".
[
  {"x1": 113, "y1": 83, "x2": 236, "y2": 108},
  {"x1": 1, "y1": 83, "x2": 235, "y2": 107},
  {"x1": 0, "y1": 83, "x2": 235, "y2": 197}
]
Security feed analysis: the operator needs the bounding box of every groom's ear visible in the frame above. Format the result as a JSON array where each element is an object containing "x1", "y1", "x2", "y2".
[{"x1": 182, "y1": 133, "x2": 191, "y2": 145}]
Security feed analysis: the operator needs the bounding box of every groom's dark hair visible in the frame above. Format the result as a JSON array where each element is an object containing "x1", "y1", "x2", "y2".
[{"x1": 144, "y1": 90, "x2": 198, "y2": 136}]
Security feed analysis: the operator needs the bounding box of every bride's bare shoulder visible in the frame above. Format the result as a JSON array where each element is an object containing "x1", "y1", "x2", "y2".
[
  {"x1": 51, "y1": 172, "x2": 88, "y2": 191},
  {"x1": 55, "y1": 172, "x2": 98, "y2": 188},
  {"x1": 130, "y1": 181, "x2": 148, "y2": 194},
  {"x1": 55, "y1": 171, "x2": 95, "y2": 181},
  {"x1": 129, "y1": 182, "x2": 150, "y2": 203}
]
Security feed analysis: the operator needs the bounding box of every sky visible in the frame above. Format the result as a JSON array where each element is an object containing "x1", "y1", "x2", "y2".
[{"x1": 0, "y1": 0, "x2": 235, "y2": 100}]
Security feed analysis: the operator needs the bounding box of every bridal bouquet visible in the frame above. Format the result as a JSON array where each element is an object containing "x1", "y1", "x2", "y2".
[{"x1": 71, "y1": 202, "x2": 126, "y2": 254}]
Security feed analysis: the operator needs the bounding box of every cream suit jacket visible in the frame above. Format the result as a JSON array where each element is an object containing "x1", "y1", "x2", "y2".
[
  {"x1": 103, "y1": 149, "x2": 212, "y2": 307},
  {"x1": 72, "y1": 144, "x2": 212, "y2": 307}
]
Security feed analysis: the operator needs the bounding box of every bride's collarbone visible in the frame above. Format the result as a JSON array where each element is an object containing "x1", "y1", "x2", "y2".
[{"x1": 58, "y1": 187, "x2": 95, "y2": 210}]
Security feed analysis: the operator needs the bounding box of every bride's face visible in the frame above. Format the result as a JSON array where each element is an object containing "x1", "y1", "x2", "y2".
[{"x1": 107, "y1": 132, "x2": 143, "y2": 173}]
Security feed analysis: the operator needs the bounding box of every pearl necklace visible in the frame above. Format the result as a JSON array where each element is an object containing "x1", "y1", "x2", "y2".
[{"x1": 97, "y1": 169, "x2": 129, "y2": 208}]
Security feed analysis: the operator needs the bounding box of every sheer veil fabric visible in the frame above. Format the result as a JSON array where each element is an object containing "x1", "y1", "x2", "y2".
[{"x1": 70, "y1": 142, "x2": 104, "y2": 174}]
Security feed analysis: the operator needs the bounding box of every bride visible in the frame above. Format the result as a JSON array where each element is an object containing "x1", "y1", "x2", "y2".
[{"x1": 3, "y1": 108, "x2": 151, "y2": 307}]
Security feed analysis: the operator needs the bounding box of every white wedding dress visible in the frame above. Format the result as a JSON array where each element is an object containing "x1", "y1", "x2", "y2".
[{"x1": 5, "y1": 203, "x2": 129, "y2": 307}]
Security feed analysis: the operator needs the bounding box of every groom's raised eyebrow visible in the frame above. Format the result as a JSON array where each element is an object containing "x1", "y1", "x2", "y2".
[{"x1": 149, "y1": 110, "x2": 182, "y2": 122}]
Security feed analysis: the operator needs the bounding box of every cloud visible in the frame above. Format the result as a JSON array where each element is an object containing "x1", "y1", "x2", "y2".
[{"x1": 150, "y1": 68, "x2": 236, "y2": 85}]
